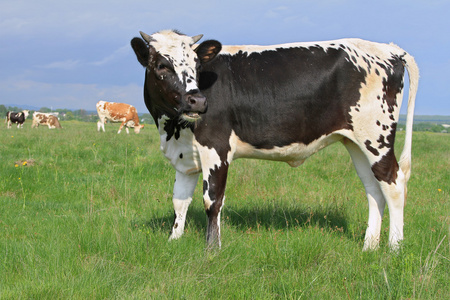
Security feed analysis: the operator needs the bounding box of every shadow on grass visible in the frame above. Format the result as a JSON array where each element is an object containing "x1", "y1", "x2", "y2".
[
  {"x1": 223, "y1": 202, "x2": 349, "y2": 232},
  {"x1": 132, "y1": 200, "x2": 358, "y2": 241}
]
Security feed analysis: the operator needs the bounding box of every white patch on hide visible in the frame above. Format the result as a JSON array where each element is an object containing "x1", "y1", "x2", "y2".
[{"x1": 158, "y1": 116, "x2": 201, "y2": 175}]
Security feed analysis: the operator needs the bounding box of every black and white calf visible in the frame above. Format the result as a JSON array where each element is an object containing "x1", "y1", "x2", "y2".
[
  {"x1": 6, "y1": 110, "x2": 30, "y2": 129},
  {"x1": 131, "y1": 30, "x2": 419, "y2": 250}
]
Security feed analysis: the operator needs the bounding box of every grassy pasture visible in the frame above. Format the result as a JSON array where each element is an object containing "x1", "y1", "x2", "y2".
[{"x1": 0, "y1": 121, "x2": 449, "y2": 299}]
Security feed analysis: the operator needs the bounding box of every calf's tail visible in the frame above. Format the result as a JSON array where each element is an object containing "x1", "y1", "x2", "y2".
[{"x1": 398, "y1": 51, "x2": 419, "y2": 184}]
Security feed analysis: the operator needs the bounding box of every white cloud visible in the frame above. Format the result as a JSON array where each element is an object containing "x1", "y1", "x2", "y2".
[
  {"x1": 0, "y1": 78, "x2": 144, "y2": 111},
  {"x1": 40, "y1": 59, "x2": 82, "y2": 70},
  {"x1": 265, "y1": 5, "x2": 290, "y2": 19},
  {"x1": 91, "y1": 44, "x2": 131, "y2": 66},
  {"x1": 0, "y1": 17, "x2": 29, "y2": 34},
  {"x1": 0, "y1": 79, "x2": 50, "y2": 91}
]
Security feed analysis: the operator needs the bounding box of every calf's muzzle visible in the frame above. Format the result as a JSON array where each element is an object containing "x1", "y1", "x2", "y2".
[
  {"x1": 181, "y1": 90, "x2": 208, "y2": 122},
  {"x1": 185, "y1": 90, "x2": 207, "y2": 113}
]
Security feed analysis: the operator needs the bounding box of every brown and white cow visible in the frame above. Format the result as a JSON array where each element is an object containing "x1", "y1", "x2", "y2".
[
  {"x1": 96, "y1": 101, "x2": 144, "y2": 134},
  {"x1": 131, "y1": 30, "x2": 419, "y2": 251},
  {"x1": 6, "y1": 110, "x2": 30, "y2": 129},
  {"x1": 32, "y1": 112, "x2": 62, "y2": 129}
]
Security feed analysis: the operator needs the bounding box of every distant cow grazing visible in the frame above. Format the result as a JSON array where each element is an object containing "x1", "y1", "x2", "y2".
[
  {"x1": 32, "y1": 112, "x2": 62, "y2": 129},
  {"x1": 96, "y1": 101, "x2": 144, "y2": 134},
  {"x1": 6, "y1": 110, "x2": 30, "y2": 129},
  {"x1": 131, "y1": 30, "x2": 419, "y2": 251}
]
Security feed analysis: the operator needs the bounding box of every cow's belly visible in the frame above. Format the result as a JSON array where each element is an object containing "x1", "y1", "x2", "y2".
[
  {"x1": 101, "y1": 110, "x2": 125, "y2": 123},
  {"x1": 126, "y1": 120, "x2": 135, "y2": 127},
  {"x1": 230, "y1": 130, "x2": 344, "y2": 167},
  {"x1": 110, "y1": 117, "x2": 125, "y2": 123}
]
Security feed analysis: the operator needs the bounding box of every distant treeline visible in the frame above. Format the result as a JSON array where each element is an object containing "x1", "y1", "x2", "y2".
[
  {"x1": 397, "y1": 114, "x2": 450, "y2": 133},
  {"x1": 1, "y1": 105, "x2": 448, "y2": 132},
  {"x1": 0, "y1": 105, "x2": 155, "y2": 124}
]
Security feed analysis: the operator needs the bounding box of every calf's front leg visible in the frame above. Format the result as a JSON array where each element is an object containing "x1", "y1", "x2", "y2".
[
  {"x1": 202, "y1": 162, "x2": 229, "y2": 249},
  {"x1": 169, "y1": 171, "x2": 199, "y2": 240}
]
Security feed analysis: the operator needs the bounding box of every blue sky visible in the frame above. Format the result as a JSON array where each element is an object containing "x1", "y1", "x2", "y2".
[{"x1": 1, "y1": 0, "x2": 449, "y2": 115}]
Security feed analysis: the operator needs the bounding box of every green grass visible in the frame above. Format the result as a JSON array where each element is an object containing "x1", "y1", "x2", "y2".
[{"x1": 1, "y1": 121, "x2": 449, "y2": 299}]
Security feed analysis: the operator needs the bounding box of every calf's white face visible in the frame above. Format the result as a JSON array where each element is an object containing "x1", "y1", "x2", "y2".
[{"x1": 150, "y1": 31, "x2": 202, "y2": 93}]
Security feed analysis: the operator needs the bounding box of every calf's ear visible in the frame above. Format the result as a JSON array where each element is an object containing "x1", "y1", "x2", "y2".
[
  {"x1": 195, "y1": 40, "x2": 222, "y2": 63},
  {"x1": 131, "y1": 37, "x2": 150, "y2": 67}
]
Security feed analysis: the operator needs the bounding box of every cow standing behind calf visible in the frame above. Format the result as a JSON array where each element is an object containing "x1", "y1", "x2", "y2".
[{"x1": 131, "y1": 30, "x2": 419, "y2": 251}]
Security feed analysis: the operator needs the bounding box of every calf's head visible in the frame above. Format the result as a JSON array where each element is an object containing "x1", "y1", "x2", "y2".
[{"x1": 131, "y1": 30, "x2": 221, "y2": 122}]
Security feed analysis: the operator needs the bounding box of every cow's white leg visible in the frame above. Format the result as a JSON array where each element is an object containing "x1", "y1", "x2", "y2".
[
  {"x1": 118, "y1": 122, "x2": 126, "y2": 134},
  {"x1": 97, "y1": 118, "x2": 106, "y2": 132},
  {"x1": 344, "y1": 140, "x2": 385, "y2": 250},
  {"x1": 379, "y1": 170, "x2": 405, "y2": 250},
  {"x1": 125, "y1": 127, "x2": 130, "y2": 134},
  {"x1": 169, "y1": 171, "x2": 199, "y2": 240}
]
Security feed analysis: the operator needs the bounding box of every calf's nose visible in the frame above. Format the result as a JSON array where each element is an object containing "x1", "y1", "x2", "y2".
[{"x1": 186, "y1": 91, "x2": 207, "y2": 113}]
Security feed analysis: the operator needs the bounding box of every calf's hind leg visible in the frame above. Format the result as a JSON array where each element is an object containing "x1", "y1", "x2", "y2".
[
  {"x1": 344, "y1": 140, "x2": 386, "y2": 250},
  {"x1": 344, "y1": 139, "x2": 405, "y2": 250},
  {"x1": 379, "y1": 171, "x2": 405, "y2": 250}
]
